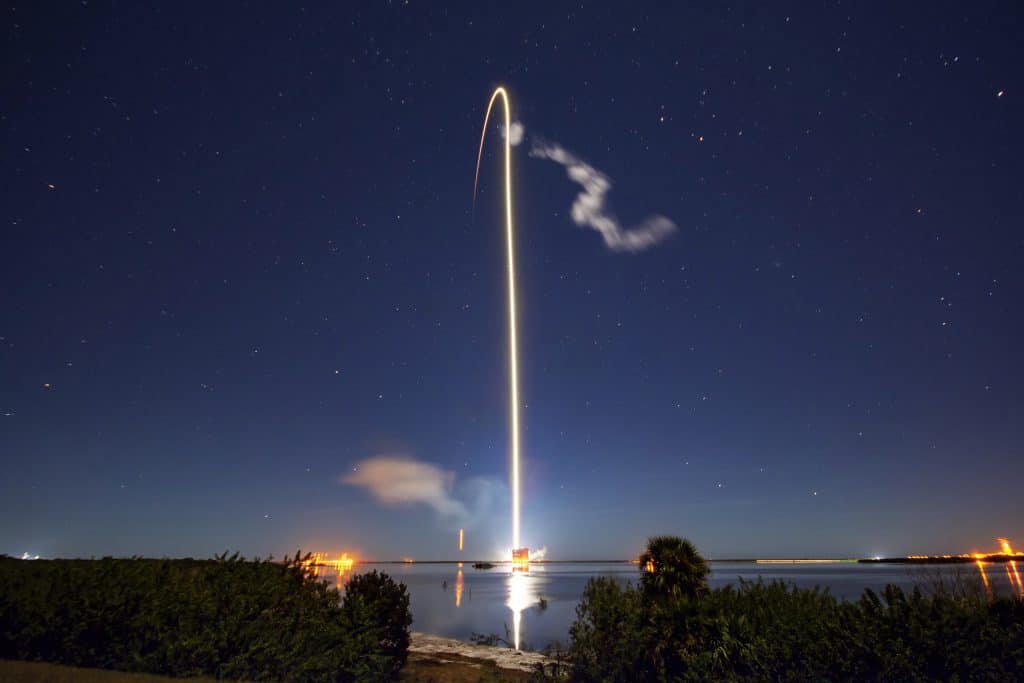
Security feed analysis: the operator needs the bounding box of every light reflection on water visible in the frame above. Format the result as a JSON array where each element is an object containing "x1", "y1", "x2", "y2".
[{"x1": 324, "y1": 561, "x2": 1022, "y2": 651}]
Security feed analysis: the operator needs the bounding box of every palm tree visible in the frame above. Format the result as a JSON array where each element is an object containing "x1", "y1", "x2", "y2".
[{"x1": 638, "y1": 536, "x2": 709, "y2": 601}]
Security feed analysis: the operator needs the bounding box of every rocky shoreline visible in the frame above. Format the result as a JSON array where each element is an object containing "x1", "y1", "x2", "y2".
[{"x1": 409, "y1": 632, "x2": 561, "y2": 674}]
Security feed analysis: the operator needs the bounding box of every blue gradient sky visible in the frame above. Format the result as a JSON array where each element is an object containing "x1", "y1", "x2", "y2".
[{"x1": 2, "y1": 2, "x2": 1021, "y2": 560}]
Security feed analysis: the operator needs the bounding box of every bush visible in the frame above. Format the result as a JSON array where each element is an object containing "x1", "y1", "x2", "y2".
[
  {"x1": 0, "y1": 553, "x2": 411, "y2": 682},
  {"x1": 569, "y1": 577, "x2": 1024, "y2": 681},
  {"x1": 339, "y1": 570, "x2": 412, "y2": 680},
  {"x1": 569, "y1": 577, "x2": 648, "y2": 680},
  {"x1": 567, "y1": 537, "x2": 1024, "y2": 681}
]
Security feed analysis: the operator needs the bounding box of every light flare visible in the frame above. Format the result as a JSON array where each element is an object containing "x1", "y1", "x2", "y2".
[{"x1": 300, "y1": 552, "x2": 356, "y2": 582}]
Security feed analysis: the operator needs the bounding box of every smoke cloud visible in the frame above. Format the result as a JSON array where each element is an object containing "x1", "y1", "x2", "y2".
[
  {"x1": 342, "y1": 455, "x2": 504, "y2": 528},
  {"x1": 500, "y1": 121, "x2": 525, "y2": 147},
  {"x1": 508, "y1": 121, "x2": 524, "y2": 146},
  {"x1": 529, "y1": 137, "x2": 677, "y2": 252},
  {"x1": 343, "y1": 456, "x2": 464, "y2": 518}
]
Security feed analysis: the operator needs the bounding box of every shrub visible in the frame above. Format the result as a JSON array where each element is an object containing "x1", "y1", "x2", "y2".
[
  {"x1": 567, "y1": 539, "x2": 1024, "y2": 681},
  {"x1": 338, "y1": 570, "x2": 411, "y2": 681},
  {"x1": 568, "y1": 577, "x2": 648, "y2": 680},
  {"x1": 0, "y1": 553, "x2": 411, "y2": 682}
]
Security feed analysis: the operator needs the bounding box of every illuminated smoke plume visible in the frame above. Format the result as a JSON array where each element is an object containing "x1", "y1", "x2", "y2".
[
  {"x1": 529, "y1": 137, "x2": 677, "y2": 252},
  {"x1": 502, "y1": 121, "x2": 525, "y2": 146},
  {"x1": 343, "y1": 455, "x2": 504, "y2": 528},
  {"x1": 493, "y1": 119, "x2": 675, "y2": 252},
  {"x1": 343, "y1": 456, "x2": 466, "y2": 518}
]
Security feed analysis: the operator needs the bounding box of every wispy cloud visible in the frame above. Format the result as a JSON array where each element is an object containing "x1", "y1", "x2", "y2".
[
  {"x1": 529, "y1": 137, "x2": 677, "y2": 252},
  {"x1": 342, "y1": 455, "x2": 504, "y2": 528}
]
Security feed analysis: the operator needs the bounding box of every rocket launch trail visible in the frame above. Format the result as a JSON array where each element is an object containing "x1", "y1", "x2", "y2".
[{"x1": 474, "y1": 87, "x2": 522, "y2": 554}]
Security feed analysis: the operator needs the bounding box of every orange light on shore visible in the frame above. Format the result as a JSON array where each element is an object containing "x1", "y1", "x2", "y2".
[
  {"x1": 331, "y1": 553, "x2": 355, "y2": 573},
  {"x1": 300, "y1": 552, "x2": 356, "y2": 579},
  {"x1": 967, "y1": 539, "x2": 1024, "y2": 598},
  {"x1": 911, "y1": 538, "x2": 1024, "y2": 563}
]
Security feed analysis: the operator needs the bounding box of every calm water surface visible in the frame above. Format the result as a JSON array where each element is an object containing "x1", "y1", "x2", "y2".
[{"x1": 324, "y1": 561, "x2": 1017, "y2": 651}]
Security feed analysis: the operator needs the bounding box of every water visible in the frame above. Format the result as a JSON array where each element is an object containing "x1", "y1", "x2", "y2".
[{"x1": 322, "y1": 561, "x2": 1019, "y2": 651}]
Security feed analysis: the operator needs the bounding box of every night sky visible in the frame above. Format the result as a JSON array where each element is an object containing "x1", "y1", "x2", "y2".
[{"x1": 2, "y1": 2, "x2": 1022, "y2": 561}]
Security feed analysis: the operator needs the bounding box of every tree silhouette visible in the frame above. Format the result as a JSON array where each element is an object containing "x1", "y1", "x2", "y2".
[{"x1": 639, "y1": 536, "x2": 709, "y2": 601}]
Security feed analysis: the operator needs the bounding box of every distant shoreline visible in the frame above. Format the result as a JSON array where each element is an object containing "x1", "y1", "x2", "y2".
[
  {"x1": 859, "y1": 554, "x2": 1023, "y2": 565},
  {"x1": 331, "y1": 556, "x2": 1024, "y2": 566}
]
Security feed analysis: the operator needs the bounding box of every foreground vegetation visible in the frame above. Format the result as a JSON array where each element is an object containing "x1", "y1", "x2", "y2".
[
  {"x1": 0, "y1": 553, "x2": 411, "y2": 682},
  {"x1": 568, "y1": 536, "x2": 1024, "y2": 681},
  {"x1": 5, "y1": 541, "x2": 1023, "y2": 681}
]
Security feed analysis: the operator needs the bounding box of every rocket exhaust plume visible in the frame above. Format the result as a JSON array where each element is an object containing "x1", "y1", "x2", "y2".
[
  {"x1": 459, "y1": 528, "x2": 464, "y2": 553},
  {"x1": 474, "y1": 87, "x2": 522, "y2": 555}
]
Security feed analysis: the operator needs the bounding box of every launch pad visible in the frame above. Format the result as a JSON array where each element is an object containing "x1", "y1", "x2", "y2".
[{"x1": 512, "y1": 547, "x2": 529, "y2": 571}]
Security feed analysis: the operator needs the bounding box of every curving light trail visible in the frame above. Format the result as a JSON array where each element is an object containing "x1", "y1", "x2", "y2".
[{"x1": 474, "y1": 87, "x2": 521, "y2": 554}]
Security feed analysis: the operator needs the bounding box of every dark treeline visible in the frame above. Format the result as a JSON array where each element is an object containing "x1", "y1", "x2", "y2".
[{"x1": 0, "y1": 553, "x2": 411, "y2": 682}]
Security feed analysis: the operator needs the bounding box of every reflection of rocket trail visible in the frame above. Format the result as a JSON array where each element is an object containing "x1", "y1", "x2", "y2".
[
  {"x1": 473, "y1": 87, "x2": 522, "y2": 554},
  {"x1": 455, "y1": 567, "x2": 464, "y2": 608}
]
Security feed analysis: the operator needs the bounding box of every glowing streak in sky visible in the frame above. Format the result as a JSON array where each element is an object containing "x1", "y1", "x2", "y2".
[{"x1": 474, "y1": 87, "x2": 522, "y2": 553}]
